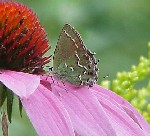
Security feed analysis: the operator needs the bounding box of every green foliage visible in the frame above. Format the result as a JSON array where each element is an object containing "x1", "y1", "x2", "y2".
[{"x1": 101, "y1": 44, "x2": 150, "y2": 123}]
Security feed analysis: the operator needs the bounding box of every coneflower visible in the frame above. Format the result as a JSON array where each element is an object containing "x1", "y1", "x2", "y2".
[
  {"x1": 0, "y1": 1, "x2": 50, "y2": 135},
  {"x1": 0, "y1": 1, "x2": 150, "y2": 136}
]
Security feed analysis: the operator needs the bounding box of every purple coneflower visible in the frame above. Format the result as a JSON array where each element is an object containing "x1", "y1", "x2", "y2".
[{"x1": 0, "y1": 1, "x2": 150, "y2": 136}]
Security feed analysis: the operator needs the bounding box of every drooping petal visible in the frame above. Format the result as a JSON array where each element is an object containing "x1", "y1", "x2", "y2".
[
  {"x1": 43, "y1": 76, "x2": 150, "y2": 136},
  {"x1": 92, "y1": 85, "x2": 150, "y2": 136},
  {"x1": 0, "y1": 70, "x2": 40, "y2": 98},
  {"x1": 44, "y1": 77, "x2": 116, "y2": 136},
  {"x1": 21, "y1": 83, "x2": 75, "y2": 136}
]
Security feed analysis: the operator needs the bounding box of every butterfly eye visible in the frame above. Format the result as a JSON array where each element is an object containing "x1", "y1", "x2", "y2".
[{"x1": 87, "y1": 78, "x2": 95, "y2": 87}]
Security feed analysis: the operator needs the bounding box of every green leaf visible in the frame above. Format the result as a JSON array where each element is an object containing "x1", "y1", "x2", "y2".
[
  {"x1": 0, "y1": 85, "x2": 7, "y2": 108},
  {"x1": 6, "y1": 89, "x2": 14, "y2": 123},
  {"x1": 19, "y1": 98, "x2": 23, "y2": 117}
]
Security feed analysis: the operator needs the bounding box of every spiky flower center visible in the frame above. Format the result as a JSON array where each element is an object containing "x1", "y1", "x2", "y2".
[
  {"x1": 0, "y1": 2, "x2": 51, "y2": 126},
  {"x1": 0, "y1": 2, "x2": 50, "y2": 74}
]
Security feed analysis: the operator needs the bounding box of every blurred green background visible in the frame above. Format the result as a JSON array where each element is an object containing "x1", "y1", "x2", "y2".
[{"x1": 1, "y1": 0, "x2": 150, "y2": 135}]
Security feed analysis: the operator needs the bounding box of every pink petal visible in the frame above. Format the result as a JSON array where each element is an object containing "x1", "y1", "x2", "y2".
[
  {"x1": 0, "y1": 70, "x2": 40, "y2": 98},
  {"x1": 43, "y1": 76, "x2": 150, "y2": 136},
  {"x1": 93, "y1": 85, "x2": 150, "y2": 135},
  {"x1": 46, "y1": 79, "x2": 116, "y2": 136},
  {"x1": 21, "y1": 83, "x2": 75, "y2": 136}
]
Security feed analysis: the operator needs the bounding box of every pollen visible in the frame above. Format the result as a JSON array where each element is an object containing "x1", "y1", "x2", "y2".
[{"x1": 0, "y1": 1, "x2": 51, "y2": 74}]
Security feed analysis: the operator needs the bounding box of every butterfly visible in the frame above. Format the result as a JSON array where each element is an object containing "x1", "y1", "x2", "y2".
[{"x1": 52, "y1": 24, "x2": 99, "y2": 87}]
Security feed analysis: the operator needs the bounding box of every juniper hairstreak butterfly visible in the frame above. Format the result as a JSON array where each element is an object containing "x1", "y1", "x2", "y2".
[{"x1": 52, "y1": 24, "x2": 99, "y2": 87}]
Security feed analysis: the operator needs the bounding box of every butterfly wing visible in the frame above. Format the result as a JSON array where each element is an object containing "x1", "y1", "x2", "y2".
[
  {"x1": 63, "y1": 24, "x2": 99, "y2": 86},
  {"x1": 62, "y1": 24, "x2": 86, "y2": 50},
  {"x1": 53, "y1": 24, "x2": 98, "y2": 86},
  {"x1": 53, "y1": 30, "x2": 83, "y2": 85},
  {"x1": 53, "y1": 30, "x2": 78, "y2": 68}
]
